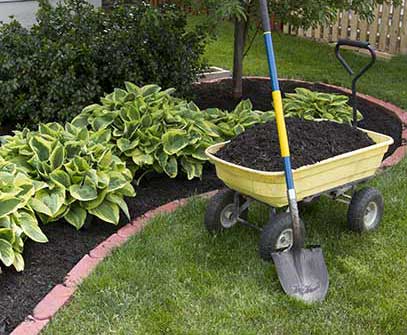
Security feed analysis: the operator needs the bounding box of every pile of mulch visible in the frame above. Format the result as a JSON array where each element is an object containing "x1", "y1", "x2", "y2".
[{"x1": 216, "y1": 118, "x2": 375, "y2": 171}]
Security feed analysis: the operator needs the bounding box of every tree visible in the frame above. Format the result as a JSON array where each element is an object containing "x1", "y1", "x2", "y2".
[{"x1": 178, "y1": 0, "x2": 400, "y2": 99}]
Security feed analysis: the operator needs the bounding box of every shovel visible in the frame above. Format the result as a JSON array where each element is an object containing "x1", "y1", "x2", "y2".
[{"x1": 258, "y1": 0, "x2": 329, "y2": 302}]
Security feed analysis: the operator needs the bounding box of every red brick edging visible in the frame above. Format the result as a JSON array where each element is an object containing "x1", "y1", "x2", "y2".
[{"x1": 11, "y1": 191, "x2": 218, "y2": 335}]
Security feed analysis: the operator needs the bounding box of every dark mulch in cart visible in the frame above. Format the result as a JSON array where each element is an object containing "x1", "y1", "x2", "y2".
[
  {"x1": 0, "y1": 168, "x2": 223, "y2": 335},
  {"x1": 217, "y1": 118, "x2": 375, "y2": 171},
  {"x1": 191, "y1": 78, "x2": 402, "y2": 158}
]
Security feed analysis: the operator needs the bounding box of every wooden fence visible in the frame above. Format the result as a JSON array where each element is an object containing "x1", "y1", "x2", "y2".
[
  {"x1": 149, "y1": 0, "x2": 407, "y2": 55},
  {"x1": 283, "y1": 1, "x2": 407, "y2": 55}
]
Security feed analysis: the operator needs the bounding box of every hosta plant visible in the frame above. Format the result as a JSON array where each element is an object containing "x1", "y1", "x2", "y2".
[
  {"x1": 73, "y1": 83, "x2": 274, "y2": 180},
  {"x1": 203, "y1": 100, "x2": 274, "y2": 138},
  {"x1": 0, "y1": 123, "x2": 135, "y2": 230},
  {"x1": 283, "y1": 88, "x2": 363, "y2": 124},
  {"x1": 0, "y1": 158, "x2": 48, "y2": 272}
]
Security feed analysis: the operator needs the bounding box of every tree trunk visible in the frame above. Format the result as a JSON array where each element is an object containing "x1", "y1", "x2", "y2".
[{"x1": 232, "y1": 18, "x2": 248, "y2": 100}]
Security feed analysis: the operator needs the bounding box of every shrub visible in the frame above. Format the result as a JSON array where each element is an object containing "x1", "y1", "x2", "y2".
[
  {"x1": 283, "y1": 88, "x2": 363, "y2": 124},
  {"x1": 0, "y1": 0, "x2": 206, "y2": 127},
  {"x1": 0, "y1": 123, "x2": 135, "y2": 230},
  {"x1": 0, "y1": 158, "x2": 48, "y2": 271}
]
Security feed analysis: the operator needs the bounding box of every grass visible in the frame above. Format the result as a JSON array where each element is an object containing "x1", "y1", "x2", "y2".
[
  {"x1": 44, "y1": 158, "x2": 407, "y2": 335},
  {"x1": 200, "y1": 20, "x2": 407, "y2": 109}
]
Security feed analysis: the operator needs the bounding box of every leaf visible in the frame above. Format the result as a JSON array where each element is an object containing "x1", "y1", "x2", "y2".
[
  {"x1": 64, "y1": 203, "x2": 87, "y2": 230},
  {"x1": 162, "y1": 129, "x2": 189, "y2": 155},
  {"x1": 69, "y1": 184, "x2": 98, "y2": 201},
  {"x1": 49, "y1": 144, "x2": 65, "y2": 170},
  {"x1": 19, "y1": 210, "x2": 48, "y2": 243},
  {"x1": 108, "y1": 172, "x2": 129, "y2": 192},
  {"x1": 13, "y1": 253, "x2": 25, "y2": 272},
  {"x1": 132, "y1": 150, "x2": 154, "y2": 166},
  {"x1": 30, "y1": 187, "x2": 66, "y2": 217},
  {"x1": 107, "y1": 194, "x2": 130, "y2": 220},
  {"x1": 89, "y1": 201, "x2": 120, "y2": 225},
  {"x1": 0, "y1": 239, "x2": 14, "y2": 267},
  {"x1": 29, "y1": 136, "x2": 52, "y2": 161},
  {"x1": 49, "y1": 169, "x2": 71, "y2": 188},
  {"x1": 163, "y1": 156, "x2": 178, "y2": 178},
  {"x1": 0, "y1": 198, "x2": 22, "y2": 218},
  {"x1": 0, "y1": 228, "x2": 14, "y2": 244}
]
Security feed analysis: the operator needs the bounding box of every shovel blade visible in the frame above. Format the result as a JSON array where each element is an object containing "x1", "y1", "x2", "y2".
[{"x1": 271, "y1": 247, "x2": 329, "y2": 302}]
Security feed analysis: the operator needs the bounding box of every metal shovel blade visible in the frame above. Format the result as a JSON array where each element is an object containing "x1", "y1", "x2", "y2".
[{"x1": 271, "y1": 246, "x2": 329, "y2": 302}]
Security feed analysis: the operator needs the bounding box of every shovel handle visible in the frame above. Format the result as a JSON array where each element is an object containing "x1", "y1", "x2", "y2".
[{"x1": 258, "y1": 0, "x2": 304, "y2": 249}]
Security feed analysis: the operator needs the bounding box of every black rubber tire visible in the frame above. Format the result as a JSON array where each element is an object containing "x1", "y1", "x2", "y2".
[
  {"x1": 347, "y1": 187, "x2": 384, "y2": 233},
  {"x1": 204, "y1": 188, "x2": 248, "y2": 234},
  {"x1": 259, "y1": 212, "x2": 305, "y2": 261}
]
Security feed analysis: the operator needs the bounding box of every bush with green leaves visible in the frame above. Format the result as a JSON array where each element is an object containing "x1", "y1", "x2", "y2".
[
  {"x1": 0, "y1": 158, "x2": 48, "y2": 272},
  {"x1": 283, "y1": 88, "x2": 363, "y2": 123},
  {"x1": 0, "y1": 123, "x2": 135, "y2": 230},
  {"x1": 203, "y1": 100, "x2": 275, "y2": 138},
  {"x1": 0, "y1": 0, "x2": 206, "y2": 127},
  {"x1": 73, "y1": 83, "x2": 274, "y2": 180}
]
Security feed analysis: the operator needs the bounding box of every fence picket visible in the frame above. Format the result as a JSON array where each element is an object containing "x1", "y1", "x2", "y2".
[
  {"x1": 369, "y1": 6, "x2": 380, "y2": 47},
  {"x1": 379, "y1": 4, "x2": 391, "y2": 51},
  {"x1": 349, "y1": 12, "x2": 358, "y2": 40},
  {"x1": 401, "y1": 2, "x2": 407, "y2": 53}
]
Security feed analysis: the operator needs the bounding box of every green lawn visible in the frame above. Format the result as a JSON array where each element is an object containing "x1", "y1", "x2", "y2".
[
  {"x1": 44, "y1": 158, "x2": 407, "y2": 334},
  {"x1": 202, "y1": 20, "x2": 407, "y2": 109}
]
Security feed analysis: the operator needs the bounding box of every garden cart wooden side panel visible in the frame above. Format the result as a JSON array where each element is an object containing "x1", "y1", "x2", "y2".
[{"x1": 206, "y1": 128, "x2": 393, "y2": 208}]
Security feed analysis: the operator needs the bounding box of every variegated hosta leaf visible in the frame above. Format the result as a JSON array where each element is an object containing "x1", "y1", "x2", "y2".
[
  {"x1": 89, "y1": 200, "x2": 120, "y2": 225},
  {"x1": 64, "y1": 203, "x2": 87, "y2": 230}
]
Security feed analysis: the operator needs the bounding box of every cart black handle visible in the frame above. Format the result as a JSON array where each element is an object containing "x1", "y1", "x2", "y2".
[{"x1": 335, "y1": 39, "x2": 377, "y2": 128}]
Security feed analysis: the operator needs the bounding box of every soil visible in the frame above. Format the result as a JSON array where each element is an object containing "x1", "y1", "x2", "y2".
[
  {"x1": 216, "y1": 118, "x2": 375, "y2": 171},
  {"x1": 0, "y1": 168, "x2": 223, "y2": 335},
  {"x1": 191, "y1": 78, "x2": 402, "y2": 158}
]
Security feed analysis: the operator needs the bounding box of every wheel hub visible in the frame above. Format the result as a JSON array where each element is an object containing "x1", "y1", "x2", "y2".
[
  {"x1": 364, "y1": 201, "x2": 378, "y2": 228},
  {"x1": 220, "y1": 204, "x2": 238, "y2": 228},
  {"x1": 276, "y1": 228, "x2": 293, "y2": 250}
]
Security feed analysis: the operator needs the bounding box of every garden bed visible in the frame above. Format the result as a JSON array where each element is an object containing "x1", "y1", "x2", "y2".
[
  {"x1": 191, "y1": 77, "x2": 403, "y2": 158},
  {"x1": 0, "y1": 168, "x2": 222, "y2": 334}
]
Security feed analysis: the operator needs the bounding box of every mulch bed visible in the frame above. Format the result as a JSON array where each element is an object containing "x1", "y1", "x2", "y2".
[
  {"x1": 217, "y1": 118, "x2": 375, "y2": 171},
  {"x1": 0, "y1": 168, "x2": 223, "y2": 334},
  {"x1": 0, "y1": 78, "x2": 402, "y2": 334},
  {"x1": 191, "y1": 78, "x2": 402, "y2": 158}
]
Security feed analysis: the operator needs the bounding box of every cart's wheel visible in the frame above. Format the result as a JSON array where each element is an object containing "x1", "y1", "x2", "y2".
[
  {"x1": 347, "y1": 187, "x2": 384, "y2": 232},
  {"x1": 204, "y1": 188, "x2": 248, "y2": 234},
  {"x1": 259, "y1": 212, "x2": 305, "y2": 261}
]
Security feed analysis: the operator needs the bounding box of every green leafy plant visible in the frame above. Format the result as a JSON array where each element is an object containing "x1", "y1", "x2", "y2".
[
  {"x1": 0, "y1": 0, "x2": 206, "y2": 127},
  {"x1": 73, "y1": 83, "x2": 221, "y2": 180},
  {"x1": 203, "y1": 100, "x2": 275, "y2": 138},
  {"x1": 73, "y1": 83, "x2": 273, "y2": 180},
  {"x1": 0, "y1": 158, "x2": 48, "y2": 272},
  {"x1": 0, "y1": 123, "x2": 135, "y2": 230},
  {"x1": 283, "y1": 88, "x2": 363, "y2": 124}
]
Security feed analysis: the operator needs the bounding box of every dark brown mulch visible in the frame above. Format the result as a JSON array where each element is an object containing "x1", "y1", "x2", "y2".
[
  {"x1": 190, "y1": 78, "x2": 402, "y2": 158},
  {"x1": 0, "y1": 168, "x2": 223, "y2": 335},
  {"x1": 216, "y1": 118, "x2": 375, "y2": 171}
]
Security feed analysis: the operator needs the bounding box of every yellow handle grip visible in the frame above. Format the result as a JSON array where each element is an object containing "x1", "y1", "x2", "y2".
[{"x1": 272, "y1": 90, "x2": 290, "y2": 157}]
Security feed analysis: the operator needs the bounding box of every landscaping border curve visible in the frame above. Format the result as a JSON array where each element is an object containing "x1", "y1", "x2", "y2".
[
  {"x1": 198, "y1": 76, "x2": 407, "y2": 168},
  {"x1": 10, "y1": 78, "x2": 407, "y2": 335},
  {"x1": 10, "y1": 190, "x2": 218, "y2": 335}
]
